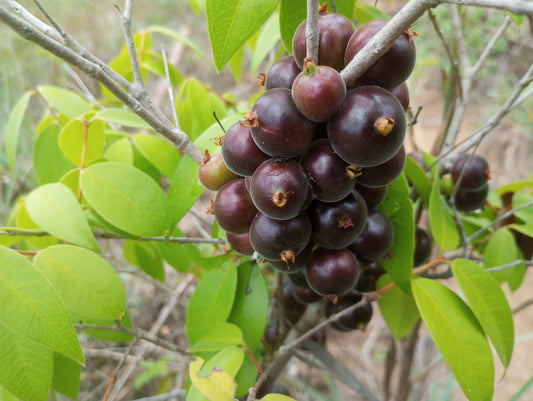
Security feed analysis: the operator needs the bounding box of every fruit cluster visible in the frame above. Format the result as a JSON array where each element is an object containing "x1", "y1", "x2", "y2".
[
  {"x1": 449, "y1": 154, "x2": 490, "y2": 212},
  {"x1": 199, "y1": 10, "x2": 417, "y2": 332}
]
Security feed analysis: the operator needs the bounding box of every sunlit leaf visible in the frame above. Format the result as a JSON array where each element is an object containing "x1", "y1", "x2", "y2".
[{"x1": 6, "y1": 91, "x2": 31, "y2": 172}]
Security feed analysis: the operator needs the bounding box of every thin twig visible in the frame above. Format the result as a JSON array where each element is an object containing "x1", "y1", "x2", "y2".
[
  {"x1": 470, "y1": 15, "x2": 512, "y2": 75},
  {"x1": 512, "y1": 298, "x2": 533, "y2": 315},
  {"x1": 161, "y1": 47, "x2": 180, "y2": 128},
  {"x1": 117, "y1": 0, "x2": 144, "y2": 88},
  {"x1": 439, "y1": 0, "x2": 533, "y2": 15}
]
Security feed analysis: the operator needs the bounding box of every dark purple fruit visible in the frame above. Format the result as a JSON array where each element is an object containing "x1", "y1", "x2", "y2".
[
  {"x1": 305, "y1": 247, "x2": 360, "y2": 297},
  {"x1": 451, "y1": 154, "x2": 490, "y2": 192},
  {"x1": 349, "y1": 209, "x2": 393, "y2": 262},
  {"x1": 358, "y1": 145, "x2": 406, "y2": 188},
  {"x1": 344, "y1": 19, "x2": 416, "y2": 89},
  {"x1": 226, "y1": 232, "x2": 254, "y2": 256},
  {"x1": 250, "y1": 159, "x2": 310, "y2": 220},
  {"x1": 269, "y1": 241, "x2": 313, "y2": 273},
  {"x1": 309, "y1": 191, "x2": 368, "y2": 250},
  {"x1": 214, "y1": 179, "x2": 257, "y2": 234},
  {"x1": 453, "y1": 183, "x2": 489, "y2": 212},
  {"x1": 291, "y1": 284, "x2": 322, "y2": 304},
  {"x1": 282, "y1": 280, "x2": 308, "y2": 324},
  {"x1": 292, "y1": 58, "x2": 346, "y2": 122},
  {"x1": 249, "y1": 212, "x2": 311, "y2": 262},
  {"x1": 354, "y1": 184, "x2": 387, "y2": 209},
  {"x1": 414, "y1": 227, "x2": 432, "y2": 266},
  {"x1": 287, "y1": 268, "x2": 309, "y2": 288},
  {"x1": 301, "y1": 139, "x2": 360, "y2": 203},
  {"x1": 262, "y1": 320, "x2": 280, "y2": 350},
  {"x1": 198, "y1": 151, "x2": 240, "y2": 191},
  {"x1": 292, "y1": 11, "x2": 355, "y2": 71},
  {"x1": 221, "y1": 122, "x2": 269, "y2": 176},
  {"x1": 328, "y1": 86, "x2": 407, "y2": 167},
  {"x1": 264, "y1": 56, "x2": 301, "y2": 90},
  {"x1": 245, "y1": 88, "x2": 315, "y2": 158},
  {"x1": 327, "y1": 294, "x2": 373, "y2": 331},
  {"x1": 389, "y1": 82, "x2": 410, "y2": 112},
  {"x1": 355, "y1": 261, "x2": 386, "y2": 292}
]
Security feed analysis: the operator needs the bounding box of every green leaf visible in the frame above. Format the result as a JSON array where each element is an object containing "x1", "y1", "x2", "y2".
[
  {"x1": 6, "y1": 91, "x2": 31, "y2": 172},
  {"x1": 0, "y1": 246, "x2": 84, "y2": 364},
  {"x1": 97, "y1": 108, "x2": 153, "y2": 130},
  {"x1": 250, "y1": 14, "x2": 281, "y2": 74},
  {"x1": 326, "y1": 0, "x2": 355, "y2": 17},
  {"x1": 188, "y1": 356, "x2": 237, "y2": 401},
  {"x1": 483, "y1": 228, "x2": 522, "y2": 284},
  {"x1": 0, "y1": 386, "x2": 20, "y2": 401},
  {"x1": 58, "y1": 117, "x2": 105, "y2": 167},
  {"x1": 228, "y1": 263, "x2": 269, "y2": 352},
  {"x1": 512, "y1": 193, "x2": 533, "y2": 224},
  {"x1": 0, "y1": 328, "x2": 53, "y2": 401},
  {"x1": 377, "y1": 274, "x2": 419, "y2": 339},
  {"x1": 206, "y1": 0, "x2": 279, "y2": 71},
  {"x1": 168, "y1": 114, "x2": 241, "y2": 225},
  {"x1": 378, "y1": 174, "x2": 414, "y2": 294},
  {"x1": 412, "y1": 278, "x2": 494, "y2": 401},
  {"x1": 186, "y1": 265, "x2": 238, "y2": 345},
  {"x1": 34, "y1": 245, "x2": 126, "y2": 324},
  {"x1": 507, "y1": 12, "x2": 525, "y2": 27},
  {"x1": 26, "y1": 183, "x2": 100, "y2": 252},
  {"x1": 123, "y1": 240, "x2": 165, "y2": 281},
  {"x1": 147, "y1": 25, "x2": 210, "y2": 62},
  {"x1": 233, "y1": 351, "x2": 260, "y2": 397},
  {"x1": 38, "y1": 86, "x2": 92, "y2": 118},
  {"x1": 34, "y1": 124, "x2": 74, "y2": 184},
  {"x1": 104, "y1": 137, "x2": 134, "y2": 165},
  {"x1": 80, "y1": 162, "x2": 170, "y2": 237},
  {"x1": 429, "y1": 167, "x2": 461, "y2": 250},
  {"x1": 52, "y1": 352, "x2": 80, "y2": 400},
  {"x1": 132, "y1": 134, "x2": 181, "y2": 177},
  {"x1": 451, "y1": 259, "x2": 514, "y2": 368},
  {"x1": 404, "y1": 155, "x2": 432, "y2": 204},
  {"x1": 15, "y1": 201, "x2": 59, "y2": 249},
  {"x1": 495, "y1": 180, "x2": 533, "y2": 196},
  {"x1": 353, "y1": 4, "x2": 391, "y2": 24},
  {"x1": 279, "y1": 0, "x2": 306, "y2": 52},
  {"x1": 188, "y1": 322, "x2": 243, "y2": 352},
  {"x1": 261, "y1": 395, "x2": 297, "y2": 401}
]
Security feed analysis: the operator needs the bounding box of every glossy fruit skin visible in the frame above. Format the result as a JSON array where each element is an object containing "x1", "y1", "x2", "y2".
[
  {"x1": 292, "y1": 12, "x2": 355, "y2": 71},
  {"x1": 198, "y1": 152, "x2": 240, "y2": 191},
  {"x1": 301, "y1": 139, "x2": 358, "y2": 203},
  {"x1": 248, "y1": 88, "x2": 316, "y2": 158},
  {"x1": 450, "y1": 154, "x2": 490, "y2": 192},
  {"x1": 389, "y1": 82, "x2": 410, "y2": 112},
  {"x1": 269, "y1": 241, "x2": 313, "y2": 273},
  {"x1": 305, "y1": 247, "x2": 360, "y2": 297},
  {"x1": 358, "y1": 145, "x2": 406, "y2": 188},
  {"x1": 309, "y1": 191, "x2": 368, "y2": 250},
  {"x1": 214, "y1": 179, "x2": 258, "y2": 234},
  {"x1": 327, "y1": 295, "x2": 373, "y2": 331},
  {"x1": 292, "y1": 63, "x2": 346, "y2": 122},
  {"x1": 291, "y1": 284, "x2": 322, "y2": 304},
  {"x1": 250, "y1": 158, "x2": 310, "y2": 220},
  {"x1": 453, "y1": 183, "x2": 489, "y2": 212},
  {"x1": 344, "y1": 19, "x2": 416, "y2": 89},
  {"x1": 226, "y1": 232, "x2": 254, "y2": 256},
  {"x1": 221, "y1": 122, "x2": 269, "y2": 176},
  {"x1": 287, "y1": 268, "x2": 310, "y2": 288},
  {"x1": 328, "y1": 86, "x2": 407, "y2": 167},
  {"x1": 349, "y1": 209, "x2": 393, "y2": 262},
  {"x1": 265, "y1": 55, "x2": 301, "y2": 90},
  {"x1": 249, "y1": 212, "x2": 311, "y2": 261},
  {"x1": 414, "y1": 227, "x2": 432, "y2": 266},
  {"x1": 354, "y1": 184, "x2": 387, "y2": 209},
  {"x1": 355, "y1": 261, "x2": 386, "y2": 292}
]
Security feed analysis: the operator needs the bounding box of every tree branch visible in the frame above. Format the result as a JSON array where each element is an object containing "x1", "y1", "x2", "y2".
[
  {"x1": 117, "y1": 0, "x2": 144, "y2": 88},
  {"x1": 439, "y1": 0, "x2": 533, "y2": 15},
  {"x1": 305, "y1": 0, "x2": 319, "y2": 63}
]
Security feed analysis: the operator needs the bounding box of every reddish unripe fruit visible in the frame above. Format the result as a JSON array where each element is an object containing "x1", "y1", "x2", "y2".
[
  {"x1": 249, "y1": 212, "x2": 311, "y2": 261},
  {"x1": 264, "y1": 56, "x2": 301, "y2": 90},
  {"x1": 327, "y1": 295, "x2": 373, "y2": 331},
  {"x1": 226, "y1": 232, "x2": 254, "y2": 256},
  {"x1": 305, "y1": 247, "x2": 360, "y2": 297},
  {"x1": 246, "y1": 88, "x2": 316, "y2": 158},
  {"x1": 250, "y1": 159, "x2": 310, "y2": 220},
  {"x1": 221, "y1": 122, "x2": 269, "y2": 176},
  {"x1": 450, "y1": 154, "x2": 490, "y2": 192},
  {"x1": 349, "y1": 209, "x2": 394, "y2": 262},
  {"x1": 269, "y1": 241, "x2": 313, "y2": 273},
  {"x1": 214, "y1": 179, "x2": 257, "y2": 234},
  {"x1": 344, "y1": 19, "x2": 416, "y2": 89},
  {"x1": 358, "y1": 146, "x2": 406, "y2": 188},
  {"x1": 328, "y1": 86, "x2": 407, "y2": 167},
  {"x1": 301, "y1": 139, "x2": 359, "y2": 203},
  {"x1": 292, "y1": 59, "x2": 346, "y2": 122},
  {"x1": 453, "y1": 183, "x2": 489, "y2": 212},
  {"x1": 292, "y1": 11, "x2": 355, "y2": 71},
  {"x1": 309, "y1": 191, "x2": 368, "y2": 250},
  {"x1": 198, "y1": 152, "x2": 240, "y2": 191},
  {"x1": 355, "y1": 184, "x2": 387, "y2": 209},
  {"x1": 414, "y1": 227, "x2": 432, "y2": 266},
  {"x1": 389, "y1": 82, "x2": 410, "y2": 112}
]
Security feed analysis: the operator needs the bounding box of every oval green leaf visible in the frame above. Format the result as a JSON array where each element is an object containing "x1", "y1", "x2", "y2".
[
  {"x1": 52, "y1": 352, "x2": 80, "y2": 400},
  {"x1": 132, "y1": 134, "x2": 181, "y2": 177},
  {"x1": 483, "y1": 228, "x2": 522, "y2": 284},
  {"x1": 188, "y1": 321, "x2": 243, "y2": 352},
  {"x1": 6, "y1": 91, "x2": 31, "y2": 172},
  {"x1": 26, "y1": 183, "x2": 99, "y2": 252},
  {"x1": 59, "y1": 118, "x2": 105, "y2": 166},
  {"x1": 189, "y1": 356, "x2": 237, "y2": 401},
  {"x1": 123, "y1": 239, "x2": 165, "y2": 281},
  {"x1": 404, "y1": 155, "x2": 432, "y2": 204},
  {"x1": 0, "y1": 246, "x2": 84, "y2": 364},
  {"x1": 38, "y1": 86, "x2": 92, "y2": 118},
  {"x1": 104, "y1": 137, "x2": 134, "y2": 165},
  {"x1": 34, "y1": 245, "x2": 126, "y2": 324},
  {"x1": 451, "y1": 259, "x2": 514, "y2": 368},
  {"x1": 34, "y1": 123, "x2": 74, "y2": 184},
  {"x1": 206, "y1": 0, "x2": 279, "y2": 71},
  {"x1": 280, "y1": 0, "x2": 306, "y2": 53},
  {"x1": 80, "y1": 162, "x2": 170, "y2": 237},
  {"x1": 97, "y1": 108, "x2": 153, "y2": 130},
  {"x1": 412, "y1": 278, "x2": 494, "y2": 401}
]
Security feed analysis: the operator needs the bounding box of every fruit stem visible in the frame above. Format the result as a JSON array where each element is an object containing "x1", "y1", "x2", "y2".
[
  {"x1": 302, "y1": 56, "x2": 318, "y2": 75},
  {"x1": 374, "y1": 116, "x2": 395, "y2": 136}
]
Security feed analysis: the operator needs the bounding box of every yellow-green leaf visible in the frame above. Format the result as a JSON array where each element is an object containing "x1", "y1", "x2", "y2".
[{"x1": 189, "y1": 357, "x2": 236, "y2": 401}]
